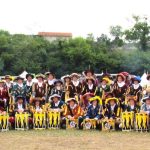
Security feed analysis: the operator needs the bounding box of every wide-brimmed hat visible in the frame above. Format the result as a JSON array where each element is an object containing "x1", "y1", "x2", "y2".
[
  {"x1": 142, "y1": 95, "x2": 150, "y2": 102},
  {"x1": 147, "y1": 74, "x2": 150, "y2": 80},
  {"x1": 120, "y1": 72, "x2": 129, "y2": 77},
  {"x1": 86, "y1": 77, "x2": 95, "y2": 83},
  {"x1": 26, "y1": 73, "x2": 34, "y2": 79},
  {"x1": 0, "y1": 80, "x2": 5, "y2": 83},
  {"x1": 70, "y1": 73, "x2": 80, "y2": 79},
  {"x1": 54, "y1": 79, "x2": 63, "y2": 85},
  {"x1": 105, "y1": 92, "x2": 114, "y2": 98},
  {"x1": 127, "y1": 95, "x2": 137, "y2": 102},
  {"x1": 4, "y1": 75, "x2": 12, "y2": 80},
  {"x1": 61, "y1": 75, "x2": 71, "y2": 81},
  {"x1": 82, "y1": 92, "x2": 94, "y2": 98},
  {"x1": 133, "y1": 76, "x2": 141, "y2": 83},
  {"x1": 105, "y1": 97, "x2": 119, "y2": 104},
  {"x1": 66, "y1": 98, "x2": 77, "y2": 103},
  {"x1": 50, "y1": 94, "x2": 61, "y2": 101},
  {"x1": 16, "y1": 95, "x2": 25, "y2": 101},
  {"x1": 36, "y1": 74, "x2": 45, "y2": 79},
  {"x1": 16, "y1": 76, "x2": 24, "y2": 81},
  {"x1": 84, "y1": 68, "x2": 94, "y2": 76},
  {"x1": 116, "y1": 73, "x2": 125, "y2": 81},
  {"x1": 45, "y1": 72, "x2": 55, "y2": 77},
  {"x1": 89, "y1": 96, "x2": 102, "y2": 105},
  {"x1": 101, "y1": 77, "x2": 110, "y2": 84}
]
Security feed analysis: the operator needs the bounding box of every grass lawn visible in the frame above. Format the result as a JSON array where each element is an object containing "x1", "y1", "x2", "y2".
[{"x1": 0, "y1": 130, "x2": 150, "y2": 150}]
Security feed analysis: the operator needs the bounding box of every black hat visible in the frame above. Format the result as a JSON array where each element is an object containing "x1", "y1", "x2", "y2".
[
  {"x1": 54, "y1": 80, "x2": 63, "y2": 85},
  {"x1": 142, "y1": 95, "x2": 150, "y2": 102},
  {"x1": 45, "y1": 72, "x2": 55, "y2": 77},
  {"x1": 26, "y1": 73, "x2": 34, "y2": 79},
  {"x1": 16, "y1": 76, "x2": 24, "y2": 81},
  {"x1": 16, "y1": 95, "x2": 25, "y2": 101}
]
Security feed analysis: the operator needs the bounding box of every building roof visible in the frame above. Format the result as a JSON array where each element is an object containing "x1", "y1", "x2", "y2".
[{"x1": 38, "y1": 32, "x2": 72, "y2": 37}]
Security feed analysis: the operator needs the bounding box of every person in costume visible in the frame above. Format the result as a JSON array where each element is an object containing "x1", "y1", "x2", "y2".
[
  {"x1": 97, "y1": 77, "x2": 111, "y2": 102},
  {"x1": 112, "y1": 73, "x2": 128, "y2": 108},
  {"x1": 80, "y1": 93, "x2": 94, "y2": 111},
  {"x1": 49, "y1": 94, "x2": 64, "y2": 111},
  {"x1": 4, "y1": 75, "x2": 13, "y2": 94},
  {"x1": 127, "y1": 76, "x2": 142, "y2": 104},
  {"x1": 62, "y1": 98, "x2": 83, "y2": 129},
  {"x1": 45, "y1": 72, "x2": 56, "y2": 102},
  {"x1": 25, "y1": 73, "x2": 34, "y2": 104},
  {"x1": 0, "y1": 80, "x2": 9, "y2": 111},
  {"x1": 123, "y1": 95, "x2": 140, "y2": 113},
  {"x1": 70, "y1": 73, "x2": 82, "y2": 96},
  {"x1": 85, "y1": 96, "x2": 103, "y2": 129},
  {"x1": 51, "y1": 80, "x2": 63, "y2": 97},
  {"x1": 143, "y1": 74, "x2": 150, "y2": 95},
  {"x1": 12, "y1": 76, "x2": 26, "y2": 102},
  {"x1": 31, "y1": 74, "x2": 47, "y2": 104},
  {"x1": 140, "y1": 95, "x2": 150, "y2": 114},
  {"x1": 61, "y1": 75, "x2": 74, "y2": 102},
  {"x1": 82, "y1": 77, "x2": 97, "y2": 96},
  {"x1": 104, "y1": 97, "x2": 121, "y2": 130}
]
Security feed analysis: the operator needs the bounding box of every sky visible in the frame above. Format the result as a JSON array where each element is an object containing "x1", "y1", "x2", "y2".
[{"x1": 0, "y1": 0, "x2": 150, "y2": 37}]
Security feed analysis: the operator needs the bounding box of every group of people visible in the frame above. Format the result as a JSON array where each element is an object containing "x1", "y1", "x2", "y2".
[{"x1": 0, "y1": 69, "x2": 150, "y2": 130}]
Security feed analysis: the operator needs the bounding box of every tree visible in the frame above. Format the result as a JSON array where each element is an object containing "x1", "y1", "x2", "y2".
[{"x1": 124, "y1": 15, "x2": 150, "y2": 51}]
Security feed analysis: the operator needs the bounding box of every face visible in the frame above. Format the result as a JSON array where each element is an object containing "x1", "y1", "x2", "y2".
[
  {"x1": 35, "y1": 101, "x2": 40, "y2": 106},
  {"x1": 27, "y1": 76, "x2": 32, "y2": 82},
  {"x1": 110, "y1": 100, "x2": 115, "y2": 106},
  {"x1": 146, "y1": 99, "x2": 150, "y2": 105},
  {"x1": 86, "y1": 72, "x2": 92, "y2": 77},
  {"x1": 18, "y1": 99, "x2": 23, "y2": 104},
  {"x1": 129, "y1": 99, "x2": 135, "y2": 105},
  {"x1": 87, "y1": 79, "x2": 93, "y2": 84},
  {"x1": 18, "y1": 79, "x2": 23, "y2": 84},
  {"x1": 48, "y1": 74, "x2": 54, "y2": 80},
  {"x1": 6, "y1": 78, "x2": 10, "y2": 82},
  {"x1": 102, "y1": 80, "x2": 107, "y2": 85},
  {"x1": 0, "y1": 82, "x2": 3, "y2": 87},
  {"x1": 117, "y1": 76, "x2": 123, "y2": 83},
  {"x1": 72, "y1": 76, "x2": 78, "y2": 81},
  {"x1": 65, "y1": 77, "x2": 70, "y2": 82},
  {"x1": 92, "y1": 100, "x2": 98, "y2": 106},
  {"x1": 134, "y1": 80, "x2": 139, "y2": 85},
  {"x1": 38, "y1": 77, "x2": 43, "y2": 82},
  {"x1": 69, "y1": 100, "x2": 75, "y2": 107},
  {"x1": 53, "y1": 97, "x2": 59, "y2": 103}
]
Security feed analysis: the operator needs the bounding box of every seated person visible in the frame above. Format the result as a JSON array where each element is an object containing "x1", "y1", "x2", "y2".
[
  {"x1": 141, "y1": 95, "x2": 150, "y2": 114},
  {"x1": 123, "y1": 95, "x2": 140, "y2": 113},
  {"x1": 49, "y1": 94, "x2": 64, "y2": 112},
  {"x1": 85, "y1": 96, "x2": 103, "y2": 129},
  {"x1": 62, "y1": 98, "x2": 83, "y2": 129},
  {"x1": 104, "y1": 97, "x2": 121, "y2": 130}
]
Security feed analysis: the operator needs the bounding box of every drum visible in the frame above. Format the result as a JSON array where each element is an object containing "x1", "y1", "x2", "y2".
[
  {"x1": 15, "y1": 112, "x2": 29, "y2": 130},
  {"x1": 47, "y1": 110, "x2": 61, "y2": 129},
  {"x1": 66, "y1": 118, "x2": 78, "y2": 129},
  {"x1": 135, "y1": 113, "x2": 149, "y2": 131},
  {"x1": 33, "y1": 112, "x2": 46, "y2": 129},
  {"x1": 121, "y1": 112, "x2": 134, "y2": 131},
  {"x1": 102, "y1": 118, "x2": 115, "y2": 131},
  {"x1": 0, "y1": 113, "x2": 9, "y2": 131},
  {"x1": 83, "y1": 119, "x2": 98, "y2": 130}
]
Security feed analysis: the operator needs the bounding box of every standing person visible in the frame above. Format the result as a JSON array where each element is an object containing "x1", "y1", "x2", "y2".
[
  {"x1": 0, "y1": 80, "x2": 9, "y2": 111},
  {"x1": 112, "y1": 73, "x2": 128, "y2": 109},
  {"x1": 127, "y1": 76, "x2": 142, "y2": 104},
  {"x1": 82, "y1": 77, "x2": 97, "y2": 96},
  {"x1": 70, "y1": 73, "x2": 82, "y2": 102},
  {"x1": 143, "y1": 74, "x2": 150, "y2": 95},
  {"x1": 141, "y1": 95, "x2": 150, "y2": 114},
  {"x1": 31, "y1": 74, "x2": 47, "y2": 104},
  {"x1": 4, "y1": 75, "x2": 13, "y2": 94},
  {"x1": 51, "y1": 80, "x2": 63, "y2": 97},
  {"x1": 61, "y1": 75, "x2": 74, "y2": 102},
  {"x1": 97, "y1": 77, "x2": 111, "y2": 102},
  {"x1": 25, "y1": 73, "x2": 34, "y2": 104},
  {"x1": 12, "y1": 76, "x2": 26, "y2": 102},
  {"x1": 45, "y1": 72, "x2": 56, "y2": 102}
]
